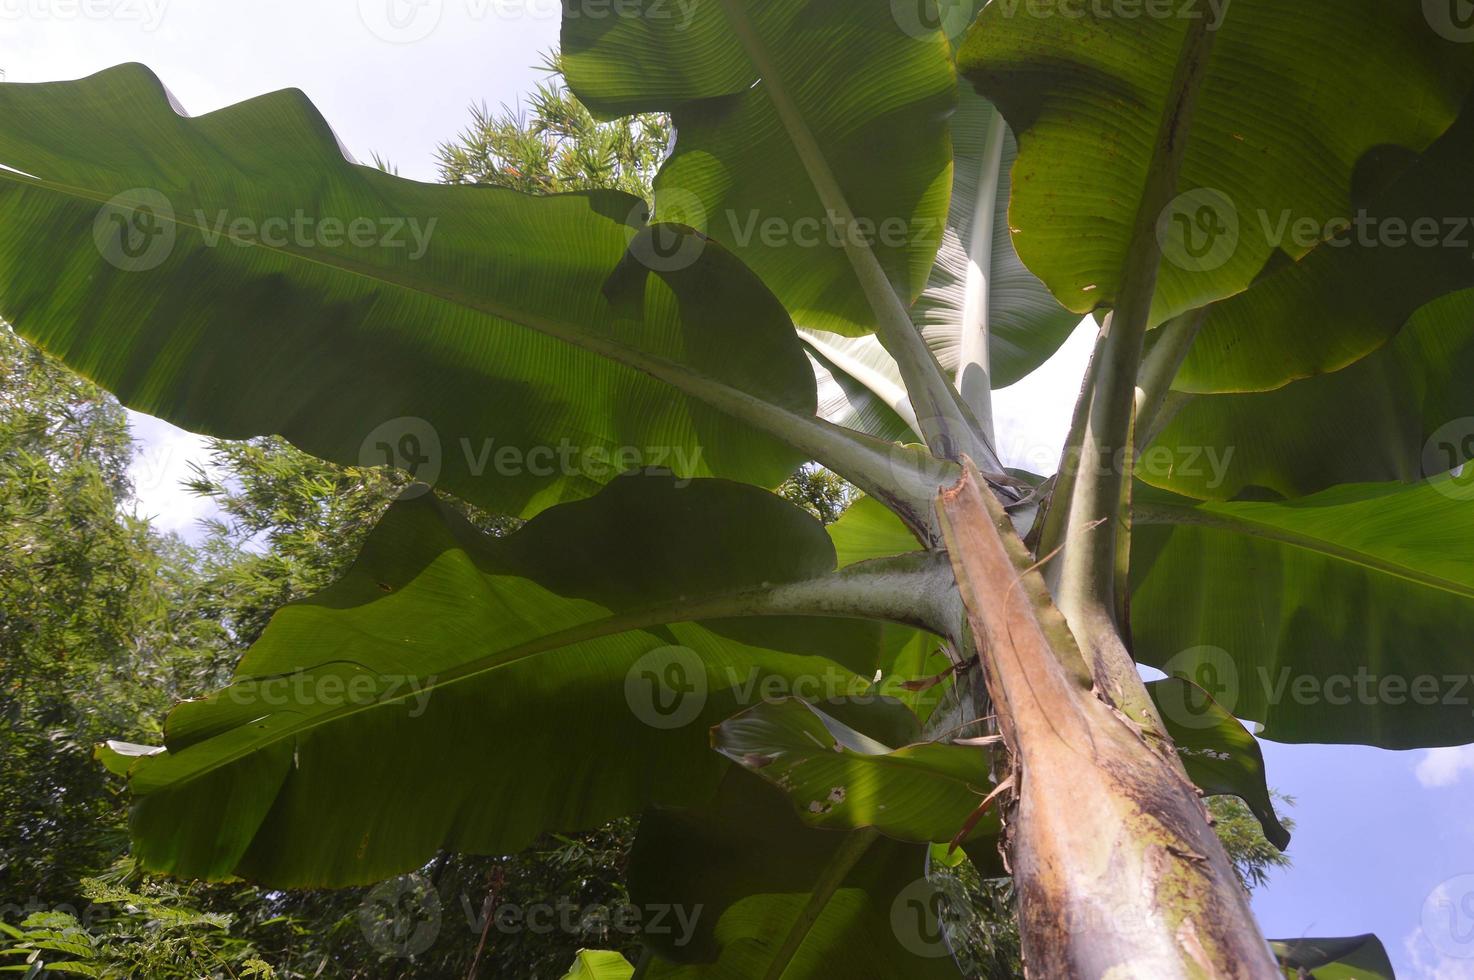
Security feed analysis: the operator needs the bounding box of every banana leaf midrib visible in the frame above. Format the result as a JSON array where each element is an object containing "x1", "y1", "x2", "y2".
[{"x1": 137, "y1": 553, "x2": 957, "y2": 790}]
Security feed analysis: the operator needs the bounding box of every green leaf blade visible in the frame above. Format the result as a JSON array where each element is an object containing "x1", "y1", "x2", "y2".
[
  {"x1": 961, "y1": 0, "x2": 1474, "y2": 327},
  {"x1": 565, "y1": 1, "x2": 957, "y2": 337},
  {"x1": 116, "y1": 475, "x2": 943, "y2": 886},
  {"x1": 1133, "y1": 475, "x2": 1474, "y2": 747},
  {"x1": 712, "y1": 698, "x2": 998, "y2": 844},
  {"x1": 0, "y1": 65, "x2": 818, "y2": 519}
]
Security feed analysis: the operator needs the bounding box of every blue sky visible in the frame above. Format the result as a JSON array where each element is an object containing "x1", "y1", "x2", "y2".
[{"x1": 4, "y1": 3, "x2": 1473, "y2": 975}]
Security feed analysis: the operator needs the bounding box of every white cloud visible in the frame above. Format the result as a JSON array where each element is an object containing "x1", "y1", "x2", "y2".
[
  {"x1": 1415, "y1": 746, "x2": 1474, "y2": 789},
  {"x1": 1406, "y1": 927, "x2": 1474, "y2": 980},
  {"x1": 126, "y1": 410, "x2": 220, "y2": 542}
]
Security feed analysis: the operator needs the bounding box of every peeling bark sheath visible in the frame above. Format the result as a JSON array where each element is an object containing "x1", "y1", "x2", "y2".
[{"x1": 938, "y1": 463, "x2": 1277, "y2": 979}]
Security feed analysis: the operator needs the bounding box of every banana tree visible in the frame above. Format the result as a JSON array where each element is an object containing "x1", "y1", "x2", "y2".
[{"x1": 4, "y1": 0, "x2": 1473, "y2": 975}]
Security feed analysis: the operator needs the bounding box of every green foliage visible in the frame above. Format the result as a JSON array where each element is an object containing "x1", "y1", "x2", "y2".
[
  {"x1": 436, "y1": 54, "x2": 669, "y2": 199},
  {"x1": 181, "y1": 437, "x2": 407, "y2": 650},
  {"x1": 713, "y1": 698, "x2": 1000, "y2": 843},
  {"x1": 0, "y1": 324, "x2": 174, "y2": 906},
  {"x1": 958, "y1": 0, "x2": 1472, "y2": 326},
  {"x1": 776, "y1": 464, "x2": 854, "y2": 525},
  {"x1": 1209, "y1": 796, "x2": 1294, "y2": 894},
  {"x1": 0, "y1": 867, "x2": 277, "y2": 979},
  {"x1": 0, "y1": 63, "x2": 819, "y2": 520},
  {"x1": 17, "y1": 1, "x2": 1471, "y2": 970}
]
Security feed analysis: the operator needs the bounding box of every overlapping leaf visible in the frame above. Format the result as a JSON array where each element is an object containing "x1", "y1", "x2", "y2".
[
  {"x1": 104, "y1": 474, "x2": 953, "y2": 886},
  {"x1": 1269, "y1": 935, "x2": 1394, "y2": 980},
  {"x1": 628, "y1": 768, "x2": 964, "y2": 979},
  {"x1": 1132, "y1": 475, "x2": 1474, "y2": 748},
  {"x1": 713, "y1": 698, "x2": 998, "y2": 844},
  {"x1": 828, "y1": 495, "x2": 926, "y2": 567},
  {"x1": 1145, "y1": 289, "x2": 1474, "y2": 500},
  {"x1": 819, "y1": 498, "x2": 964, "y2": 724},
  {"x1": 1179, "y1": 95, "x2": 1474, "y2": 393},
  {"x1": 561, "y1": 950, "x2": 635, "y2": 980},
  {"x1": 914, "y1": 85, "x2": 1081, "y2": 393},
  {"x1": 564, "y1": 0, "x2": 956, "y2": 336},
  {"x1": 0, "y1": 65, "x2": 817, "y2": 519},
  {"x1": 800, "y1": 86, "x2": 1081, "y2": 438},
  {"x1": 1146, "y1": 678, "x2": 1289, "y2": 850},
  {"x1": 961, "y1": 0, "x2": 1474, "y2": 326}
]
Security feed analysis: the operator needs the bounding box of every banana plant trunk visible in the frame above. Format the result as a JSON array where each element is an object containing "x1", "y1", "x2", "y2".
[{"x1": 938, "y1": 464, "x2": 1277, "y2": 979}]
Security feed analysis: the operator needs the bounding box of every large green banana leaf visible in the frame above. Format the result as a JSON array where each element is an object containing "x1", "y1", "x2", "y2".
[
  {"x1": 828, "y1": 495, "x2": 928, "y2": 566},
  {"x1": 804, "y1": 335, "x2": 919, "y2": 445},
  {"x1": 960, "y1": 0, "x2": 1474, "y2": 327},
  {"x1": 628, "y1": 767, "x2": 964, "y2": 979},
  {"x1": 826, "y1": 497, "x2": 1294, "y2": 816},
  {"x1": 1145, "y1": 289, "x2": 1474, "y2": 500},
  {"x1": 1147, "y1": 679, "x2": 1289, "y2": 850},
  {"x1": 915, "y1": 85, "x2": 1081, "y2": 395},
  {"x1": 563, "y1": 0, "x2": 955, "y2": 337},
  {"x1": 712, "y1": 698, "x2": 998, "y2": 844},
  {"x1": 561, "y1": 950, "x2": 635, "y2": 980},
  {"x1": 1132, "y1": 475, "x2": 1474, "y2": 748},
  {"x1": 1269, "y1": 935, "x2": 1394, "y2": 980},
  {"x1": 799, "y1": 85, "x2": 1081, "y2": 440},
  {"x1": 97, "y1": 474, "x2": 957, "y2": 886},
  {"x1": 1179, "y1": 95, "x2": 1474, "y2": 392},
  {"x1": 820, "y1": 499, "x2": 965, "y2": 725},
  {"x1": 0, "y1": 65, "x2": 819, "y2": 520}
]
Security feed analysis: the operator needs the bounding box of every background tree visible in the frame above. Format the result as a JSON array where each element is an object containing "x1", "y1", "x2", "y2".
[
  {"x1": 435, "y1": 53, "x2": 669, "y2": 198},
  {"x1": 0, "y1": 322, "x2": 176, "y2": 909},
  {"x1": 1, "y1": 21, "x2": 1334, "y2": 974}
]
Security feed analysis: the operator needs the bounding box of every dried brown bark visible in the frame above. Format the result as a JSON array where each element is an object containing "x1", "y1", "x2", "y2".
[{"x1": 938, "y1": 463, "x2": 1277, "y2": 979}]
